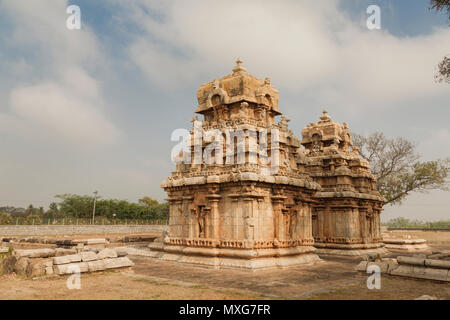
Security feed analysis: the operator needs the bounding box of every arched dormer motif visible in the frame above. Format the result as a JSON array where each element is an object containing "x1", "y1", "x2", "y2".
[
  {"x1": 206, "y1": 80, "x2": 230, "y2": 109},
  {"x1": 255, "y1": 79, "x2": 280, "y2": 114}
]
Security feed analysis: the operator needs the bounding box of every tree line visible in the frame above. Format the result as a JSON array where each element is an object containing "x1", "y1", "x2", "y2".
[
  {"x1": 0, "y1": 195, "x2": 169, "y2": 225},
  {"x1": 384, "y1": 217, "x2": 450, "y2": 229}
]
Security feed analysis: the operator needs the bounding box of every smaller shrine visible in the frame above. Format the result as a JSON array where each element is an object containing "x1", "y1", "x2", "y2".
[{"x1": 300, "y1": 110, "x2": 386, "y2": 255}]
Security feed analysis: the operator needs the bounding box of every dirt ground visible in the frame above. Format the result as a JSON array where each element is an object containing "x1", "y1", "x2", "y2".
[
  {"x1": 0, "y1": 271, "x2": 263, "y2": 300},
  {"x1": 0, "y1": 231, "x2": 449, "y2": 300},
  {"x1": 0, "y1": 252, "x2": 448, "y2": 300}
]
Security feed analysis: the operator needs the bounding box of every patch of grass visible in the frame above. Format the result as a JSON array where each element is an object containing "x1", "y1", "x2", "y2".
[
  {"x1": 104, "y1": 269, "x2": 117, "y2": 273},
  {"x1": 189, "y1": 284, "x2": 210, "y2": 290},
  {"x1": 132, "y1": 278, "x2": 171, "y2": 286}
]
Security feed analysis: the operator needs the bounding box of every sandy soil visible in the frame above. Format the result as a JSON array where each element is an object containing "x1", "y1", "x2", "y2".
[{"x1": 0, "y1": 271, "x2": 263, "y2": 300}]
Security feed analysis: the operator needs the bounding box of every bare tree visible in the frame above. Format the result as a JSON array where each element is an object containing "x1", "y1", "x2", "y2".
[
  {"x1": 353, "y1": 132, "x2": 449, "y2": 206},
  {"x1": 430, "y1": 0, "x2": 450, "y2": 83}
]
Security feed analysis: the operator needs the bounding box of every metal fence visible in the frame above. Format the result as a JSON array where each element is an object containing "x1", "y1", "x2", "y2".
[{"x1": 2, "y1": 217, "x2": 168, "y2": 226}]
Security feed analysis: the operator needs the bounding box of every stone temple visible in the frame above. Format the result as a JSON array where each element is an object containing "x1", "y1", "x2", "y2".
[
  {"x1": 301, "y1": 111, "x2": 386, "y2": 256},
  {"x1": 153, "y1": 60, "x2": 385, "y2": 269}
]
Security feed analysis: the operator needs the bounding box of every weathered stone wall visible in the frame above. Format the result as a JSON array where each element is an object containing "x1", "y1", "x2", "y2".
[{"x1": 0, "y1": 225, "x2": 168, "y2": 236}]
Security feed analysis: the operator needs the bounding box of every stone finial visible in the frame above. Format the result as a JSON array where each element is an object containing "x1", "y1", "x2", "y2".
[
  {"x1": 232, "y1": 58, "x2": 247, "y2": 73},
  {"x1": 264, "y1": 77, "x2": 271, "y2": 85},
  {"x1": 320, "y1": 109, "x2": 331, "y2": 122}
]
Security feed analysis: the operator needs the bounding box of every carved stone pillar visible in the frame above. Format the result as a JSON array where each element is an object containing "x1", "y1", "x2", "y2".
[
  {"x1": 207, "y1": 194, "x2": 221, "y2": 239},
  {"x1": 271, "y1": 194, "x2": 286, "y2": 240},
  {"x1": 243, "y1": 197, "x2": 255, "y2": 241}
]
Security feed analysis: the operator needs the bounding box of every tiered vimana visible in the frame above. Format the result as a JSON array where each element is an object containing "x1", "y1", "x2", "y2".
[
  {"x1": 300, "y1": 111, "x2": 387, "y2": 256},
  {"x1": 152, "y1": 60, "x2": 322, "y2": 269}
]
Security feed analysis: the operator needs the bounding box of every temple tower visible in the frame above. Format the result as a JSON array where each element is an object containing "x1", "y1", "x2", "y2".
[
  {"x1": 300, "y1": 110, "x2": 386, "y2": 255},
  {"x1": 154, "y1": 60, "x2": 321, "y2": 269}
]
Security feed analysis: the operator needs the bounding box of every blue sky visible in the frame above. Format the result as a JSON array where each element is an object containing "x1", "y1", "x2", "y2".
[{"x1": 0, "y1": 0, "x2": 449, "y2": 221}]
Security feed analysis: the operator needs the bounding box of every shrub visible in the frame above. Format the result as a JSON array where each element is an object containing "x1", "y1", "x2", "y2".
[
  {"x1": 0, "y1": 212, "x2": 13, "y2": 225},
  {"x1": 24, "y1": 214, "x2": 42, "y2": 225}
]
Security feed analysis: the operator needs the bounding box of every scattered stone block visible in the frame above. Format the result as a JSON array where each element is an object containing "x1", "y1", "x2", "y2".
[
  {"x1": 397, "y1": 256, "x2": 425, "y2": 266},
  {"x1": 81, "y1": 251, "x2": 98, "y2": 262},
  {"x1": 368, "y1": 261, "x2": 389, "y2": 273},
  {"x1": 424, "y1": 259, "x2": 450, "y2": 269},
  {"x1": 15, "y1": 249, "x2": 55, "y2": 259},
  {"x1": 0, "y1": 256, "x2": 17, "y2": 274},
  {"x1": 355, "y1": 261, "x2": 368, "y2": 271},
  {"x1": 54, "y1": 262, "x2": 88, "y2": 275},
  {"x1": 26, "y1": 261, "x2": 46, "y2": 278},
  {"x1": 115, "y1": 247, "x2": 130, "y2": 257},
  {"x1": 45, "y1": 266, "x2": 54, "y2": 275},
  {"x1": 387, "y1": 263, "x2": 399, "y2": 274},
  {"x1": 0, "y1": 247, "x2": 9, "y2": 254},
  {"x1": 87, "y1": 260, "x2": 106, "y2": 272},
  {"x1": 83, "y1": 245, "x2": 105, "y2": 253},
  {"x1": 87, "y1": 238, "x2": 107, "y2": 245},
  {"x1": 14, "y1": 257, "x2": 29, "y2": 275},
  {"x1": 53, "y1": 254, "x2": 82, "y2": 265},
  {"x1": 55, "y1": 248, "x2": 77, "y2": 256},
  {"x1": 98, "y1": 248, "x2": 118, "y2": 259},
  {"x1": 103, "y1": 257, "x2": 134, "y2": 269},
  {"x1": 390, "y1": 265, "x2": 414, "y2": 277}
]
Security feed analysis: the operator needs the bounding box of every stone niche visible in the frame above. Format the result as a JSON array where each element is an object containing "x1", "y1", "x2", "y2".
[
  {"x1": 154, "y1": 60, "x2": 322, "y2": 269},
  {"x1": 300, "y1": 110, "x2": 386, "y2": 256}
]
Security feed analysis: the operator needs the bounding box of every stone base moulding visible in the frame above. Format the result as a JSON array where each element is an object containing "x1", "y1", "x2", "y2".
[
  {"x1": 148, "y1": 242, "x2": 321, "y2": 270},
  {"x1": 382, "y1": 238, "x2": 429, "y2": 251},
  {"x1": 313, "y1": 242, "x2": 388, "y2": 256},
  {"x1": 315, "y1": 247, "x2": 388, "y2": 257}
]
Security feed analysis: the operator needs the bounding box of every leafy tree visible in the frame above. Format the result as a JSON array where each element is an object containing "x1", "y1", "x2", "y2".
[
  {"x1": 430, "y1": 0, "x2": 450, "y2": 83},
  {"x1": 0, "y1": 212, "x2": 13, "y2": 225},
  {"x1": 139, "y1": 196, "x2": 159, "y2": 208},
  {"x1": 55, "y1": 194, "x2": 95, "y2": 218},
  {"x1": 52, "y1": 194, "x2": 169, "y2": 221},
  {"x1": 353, "y1": 132, "x2": 449, "y2": 206},
  {"x1": 24, "y1": 214, "x2": 42, "y2": 225},
  {"x1": 24, "y1": 204, "x2": 40, "y2": 216}
]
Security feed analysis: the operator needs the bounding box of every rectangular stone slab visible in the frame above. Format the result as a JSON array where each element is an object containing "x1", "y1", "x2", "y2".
[
  {"x1": 15, "y1": 249, "x2": 55, "y2": 258},
  {"x1": 53, "y1": 254, "x2": 82, "y2": 265},
  {"x1": 424, "y1": 259, "x2": 450, "y2": 269},
  {"x1": 54, "y1": 262, "x2": 88, "y2": 275},
  {"x1": 103, "y1": 257, "x2": 134, "y2": 269},
  {"x1": 98, "y1": 248, "x2": 118, "y2": 259},
  {"x1": 81, "y1": 251, "x2": 98, "y2": 262},
  {"x1": 87, "y1": 260, "x2": 106, "y2": 272},
  {"x1": 397, "y1": 256, "x2": 425, "y2": 266}
]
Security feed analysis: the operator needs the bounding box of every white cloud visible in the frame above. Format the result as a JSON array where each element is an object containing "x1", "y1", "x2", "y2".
[
  {"x1": 10, "y1": 81, "x2": 120, "y2": 146},
  {"x1": 125, "y1": 0, "x2": 450, "y2": 110},
  {"x1": 0, "y1": 0, "x2": 121, "y2": 147}
]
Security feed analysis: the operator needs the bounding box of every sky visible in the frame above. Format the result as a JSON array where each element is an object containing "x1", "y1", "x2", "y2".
[{"x1": 0, "y1": 0, "x2": 448, "y2": 221}]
